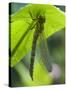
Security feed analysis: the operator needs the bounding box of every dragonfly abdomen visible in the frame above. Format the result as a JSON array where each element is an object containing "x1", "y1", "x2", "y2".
[
  {"x1": 30, "y1": 30, "x2": 39, "y2": 80},
  {"x1": 29, "y1": 15, "x2": 45, "y2": 80}
]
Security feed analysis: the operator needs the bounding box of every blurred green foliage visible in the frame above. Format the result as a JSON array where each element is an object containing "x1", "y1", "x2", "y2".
[{"x1": 9, "y1": 3, "x2": 27, "y2": 15}]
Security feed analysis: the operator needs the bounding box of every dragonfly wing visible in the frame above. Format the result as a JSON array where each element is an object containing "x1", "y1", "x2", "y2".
[
  {"x1": 10, "y1": 20, "x2": 37, "y2": 67},
  {"x1": 38, "y1": 32, "x2": 52, "y2": 72},
  {"x1": 11, "y1": 20, "x2": 36, "y2": 57}
]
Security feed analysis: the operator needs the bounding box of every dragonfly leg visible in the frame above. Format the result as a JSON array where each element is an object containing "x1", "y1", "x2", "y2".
[
  {"x1": 26, "y1": 21, "x2": 31, "y2": 25},
  {"x1": 29, "y1": 10, "x2": 36, "y2": 20}
]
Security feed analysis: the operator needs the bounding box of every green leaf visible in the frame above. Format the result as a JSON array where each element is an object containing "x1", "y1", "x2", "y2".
[{"x1": 10, "y1": 4, "x2": 65, "y2": 67}]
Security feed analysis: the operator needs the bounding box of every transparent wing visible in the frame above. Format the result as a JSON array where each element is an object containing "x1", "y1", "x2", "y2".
[
  {"x1": 11, "y1": 20, "x2": 36, "y2": 57},
  {"x1": 38, "y1": 31, "x2": 52, "y2": 72}
]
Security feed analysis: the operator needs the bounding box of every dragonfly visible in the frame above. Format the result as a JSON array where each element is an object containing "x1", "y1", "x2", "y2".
[
  {"x1": 11, "y1": 10, "x2": 52, "y2": 80},
  {"x1": 29, "y1": 11, "x2": 52, "y2": 80}
]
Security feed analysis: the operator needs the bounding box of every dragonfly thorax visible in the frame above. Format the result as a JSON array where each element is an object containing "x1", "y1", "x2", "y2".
[{"x1": 38, "y1": 15, "x2": 45, "y2": 24}]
